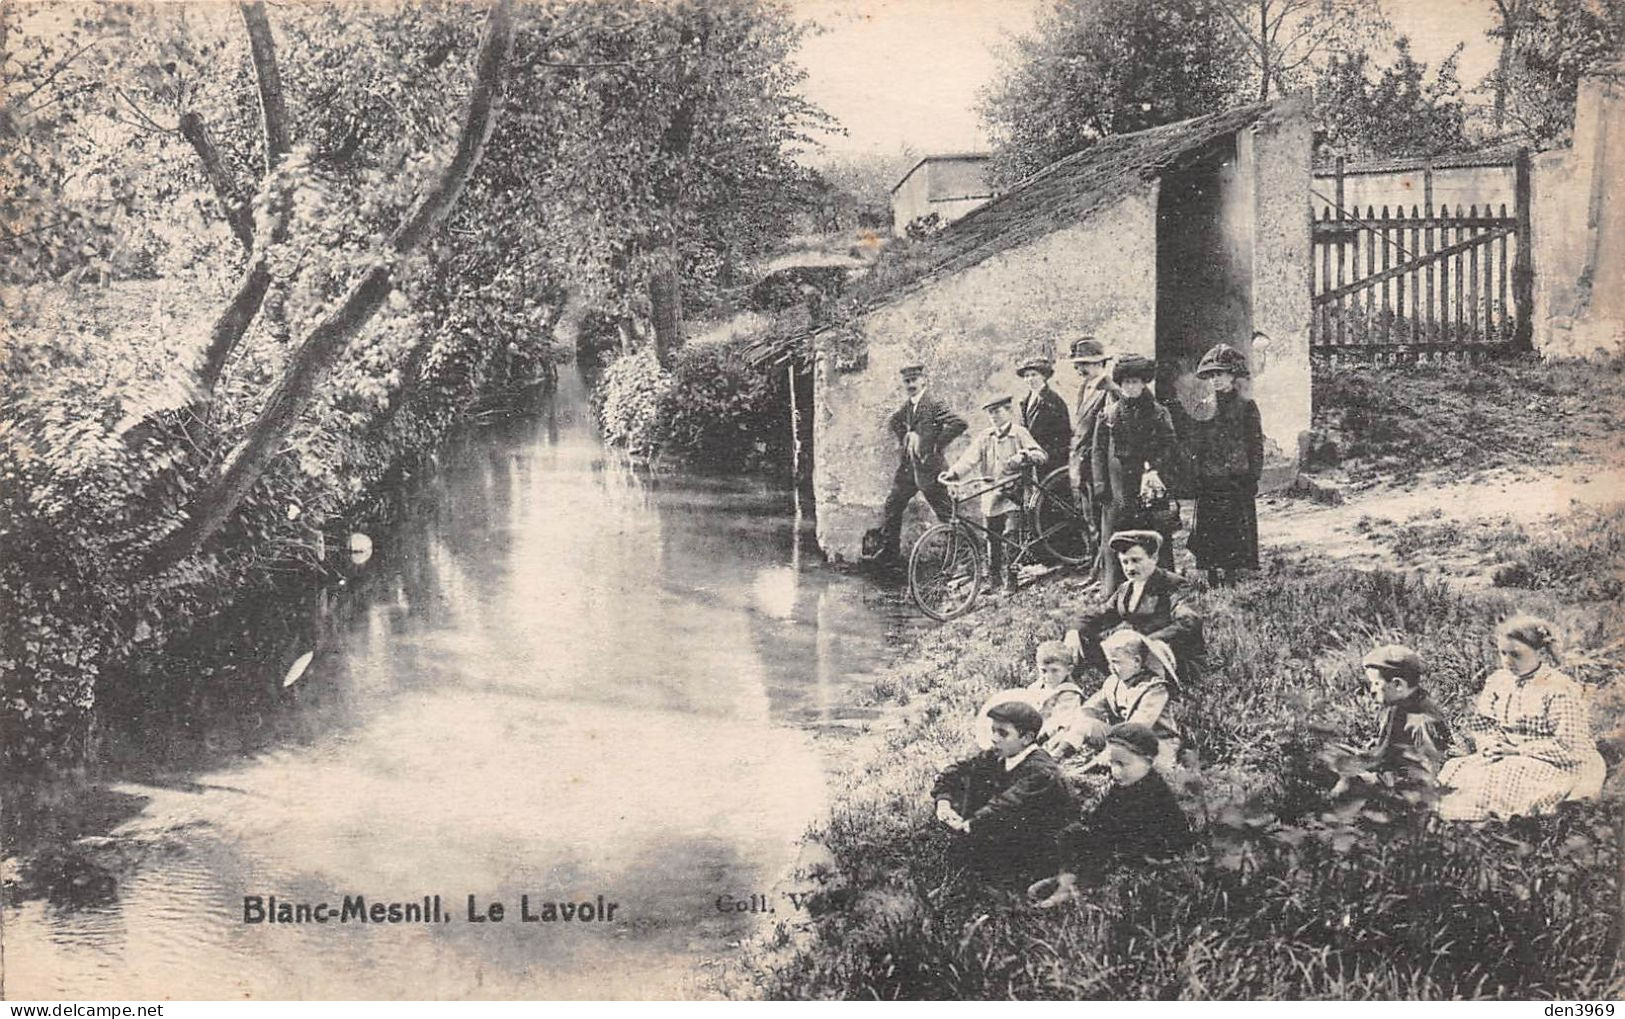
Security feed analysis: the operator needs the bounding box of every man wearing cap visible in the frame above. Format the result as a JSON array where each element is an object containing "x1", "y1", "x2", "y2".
[
  {"x1": 1091, "y1": 353, "x2": 1177, "y2": 590},
  {"x1": 942, "y1": 394, "x2": 1046, "y2": 593},
  {"x1": 1065, "y1": 529, "x2": 1203, "y2": 685},
  {"x1": 1017, "y1": 355, "x2": 1072, "y2": 477},
  {"x1": 875, "y1": 363, "x2": 969, "y2": 565}
]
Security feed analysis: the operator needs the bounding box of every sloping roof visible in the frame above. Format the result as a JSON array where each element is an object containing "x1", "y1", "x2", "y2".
[
  {"x1": 1313, "y1": 144, "x2": 1525, "y2": 176},
  {"x1": 746, "y1": 98, "x2": 1296, "y2": 368}
]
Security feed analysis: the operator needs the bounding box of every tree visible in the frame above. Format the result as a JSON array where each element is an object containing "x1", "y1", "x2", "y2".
[
  {"x1": 1483, "y1": 0, "x2": 1624, "y2": 143},
  {"x1": 149, "y1": 0, "x2": 518, "y2": 565},
  {"x1": 505, "y1": 0, "x2": 829, "y2": 366},
  {"x1": 1211, "y1": 0, "x2": 1389, "y2": 101},
  {"x1": 1313, "y1": 36, "x2": 1470, "y2": 158},
  {"x1": 978, "y1": 0, "x2": 1250, "y2": 184}
]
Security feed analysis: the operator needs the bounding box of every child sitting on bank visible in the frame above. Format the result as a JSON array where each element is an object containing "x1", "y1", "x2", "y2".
[
  {"x1": 1026, "y1": 640, "x2": 1088, "y2": 758},
  {"x1": 940, "y1": 394, "x2": 1047, "y2": 595},
  {"x1": 1028, "y1": 722, "x2": 1193, "y2": 908},
  {"x1": 1328, "y1": 644, "x2": 1453, "y2": 798},
  {"x1": 1074, "y1": 629, "x2": 1185, "y2": 771},
  {"x1": 931, "y1": 699, "x2": 1078, "y2": 884}
]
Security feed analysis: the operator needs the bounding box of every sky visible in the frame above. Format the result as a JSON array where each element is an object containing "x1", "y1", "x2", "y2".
[{"x1": 789, "y1": 0, "x2": 1505, "y2": 165}]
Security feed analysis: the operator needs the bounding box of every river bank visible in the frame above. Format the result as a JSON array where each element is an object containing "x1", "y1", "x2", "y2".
[
  {"x1": 0, "y1": 365, "x2": 932, "y2": 999},
  {"x1": 723, "y1": 506, "x2": 1625, "y2": 999}
]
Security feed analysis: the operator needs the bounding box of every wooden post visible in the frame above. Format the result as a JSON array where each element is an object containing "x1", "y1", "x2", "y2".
[
  {"x1": 1335, "y1": 157, "x2": 1346, "y2": 346},
  {"x1": 1513, "y1": 147, "x2": 1535, "y2": 350},
  {"x1": 787, "y1": 363, "x2": 802, "y2": 484}
]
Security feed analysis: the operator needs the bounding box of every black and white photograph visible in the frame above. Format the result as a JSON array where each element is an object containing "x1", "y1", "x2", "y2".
[{"x1": 1, "y1": 0, "x2": 1621, "y2": 1003}]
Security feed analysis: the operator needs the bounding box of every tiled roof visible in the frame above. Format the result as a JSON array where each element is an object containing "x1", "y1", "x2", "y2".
[{"x1": 746, "y1": 98, "x2": 1297, "y2": 368}]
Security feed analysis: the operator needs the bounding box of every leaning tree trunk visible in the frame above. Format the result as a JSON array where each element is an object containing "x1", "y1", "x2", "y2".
[
  {"x1": 152, "y1": 0, "x2": 517, "y2": 569},
  {"x1": 195, "y1": 0, "x2": 294, "y2": 393}
]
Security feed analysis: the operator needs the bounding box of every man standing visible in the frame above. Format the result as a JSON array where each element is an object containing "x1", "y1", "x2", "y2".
[
  {"x1": 1016, "y1": 355, "x2": 1072, "y2": 474},
  {"x1": 875, "y1": 362, "x2": 968, "y2": 564},
  {"x1": 1066, "y1": 337, "x2": 1116, "y2": 496}
]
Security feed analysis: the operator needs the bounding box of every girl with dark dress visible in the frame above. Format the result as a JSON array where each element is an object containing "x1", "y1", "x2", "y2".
[{"x1": 1186, "y1": 343, "x2": 1263, "y2": 586}]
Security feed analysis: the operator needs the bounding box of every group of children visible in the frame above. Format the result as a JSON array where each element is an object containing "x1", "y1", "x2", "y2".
[{"x1": 928, "y1": 528, "x2": 1610, "y2": 903}]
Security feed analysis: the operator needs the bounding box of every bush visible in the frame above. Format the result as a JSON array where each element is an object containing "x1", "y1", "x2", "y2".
[
  {"x1": 592, "y1": 339, "x2": 794, "y2": 471},
  {"x1": 590, "y1": 349, "x2": 672, "y2": 455}
]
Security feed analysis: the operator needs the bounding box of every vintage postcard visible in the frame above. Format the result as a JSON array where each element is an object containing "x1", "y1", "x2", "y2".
[{"x1": 1, "y1": 0, "x2": 1620, "y2": 1003}]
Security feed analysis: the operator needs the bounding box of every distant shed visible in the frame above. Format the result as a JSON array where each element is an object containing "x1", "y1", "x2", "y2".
[{"x1": 889, "y1": 153, "x2": 996, "y2": 237}]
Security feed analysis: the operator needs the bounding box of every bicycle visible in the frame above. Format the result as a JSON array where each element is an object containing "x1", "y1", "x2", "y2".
[{"x1": 907, "y1": 465, "x2": 1096, "y2": 621}]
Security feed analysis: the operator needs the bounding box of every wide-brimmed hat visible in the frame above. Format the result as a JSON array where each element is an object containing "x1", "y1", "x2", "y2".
[
  {"x1": 1068, "y1": 337, "x2": 1109, "y2": 363},
  {"x1": 1112, "y1": 353, "x2": 1157, "y2": 383},
  {"x1": 1196, "y1": 343, "x2": 1250, "y2": 378},
  {"x1": 1362, "y1": 644, "x2": 1424, "y2": 684},
  {"x1": 1107, "y1": 529, "x2": 1163, "y2": 557},
  {"x1": 1105, "y1": 722, "x2": 1161, "y2": 761},
  {"x1": 899, "y1": 362, "x2": 926, "y2": 380},
  {"x1": 1016, "y1": 355, "x2": 1055, "y2": 378},
  {"x1": 980, "y1": 393, "x2": 1015, "y2": 412}
]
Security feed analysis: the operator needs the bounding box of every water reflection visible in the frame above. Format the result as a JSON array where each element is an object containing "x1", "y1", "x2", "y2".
[{"x1": 6, "y1": 366, "x2": 921, "y2": 999}]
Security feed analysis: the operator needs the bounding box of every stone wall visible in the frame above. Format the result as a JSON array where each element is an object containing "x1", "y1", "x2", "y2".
[
  {"x1": 1532, "y1": 65, "x2": 1625, "y2": 360},
  {"x1": 1243, "y1": 99, "x2": 1315, "y2": 483},
  {"x1": 815, "y1": 189, "x2": 1161, "y2": 561}
]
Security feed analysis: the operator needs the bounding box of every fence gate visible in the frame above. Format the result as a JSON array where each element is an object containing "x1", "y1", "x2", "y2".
[{"x1": 1310, "y1": 149, "x2": 1533, "y2": 360}]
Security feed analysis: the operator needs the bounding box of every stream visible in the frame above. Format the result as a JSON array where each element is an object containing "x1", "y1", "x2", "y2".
[{"x1": 3, "y1": 365, "x2": 924, "y2": 1000}]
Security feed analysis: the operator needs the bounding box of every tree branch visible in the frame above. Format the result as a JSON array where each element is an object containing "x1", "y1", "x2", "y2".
[
  {"x1": 155, "y1": 0, "x2": 517, "y2": 568},
  {"x1": 240, "y1": 0, "x2": 291, "y2": 172},
  {"x1": 179, "y1": 111, "x2": 255, "y2": 252},
  {"x1": 5, "y1": 35, "x2": 104, "y2": 114}
]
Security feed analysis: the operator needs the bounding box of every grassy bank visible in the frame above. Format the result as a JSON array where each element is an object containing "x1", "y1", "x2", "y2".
[
  {"x1": 1307, "y1": 354, "x2": 1625, "y2": 484},
  {"x1": 734, "y1": 540, "x2": 1624, "y2": 998}
]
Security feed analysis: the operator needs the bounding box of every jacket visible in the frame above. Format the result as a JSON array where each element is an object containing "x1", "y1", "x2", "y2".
[
  {"x1": 1371, "y1": 689, "x2": 1453, "y2": 773},
  {"x1": 1078, "y1": 568, "x2": 1205, "y2": 670},
  {"x1": 947, "y1": 423, "x2": 1046, "y2": 517},
  {"x1": 887, "y1": 392, "x2": 968, "y2": 473},
  {"x1": 1071, "y1": 375, "x2": 1117, "y2": 471},
  {"x1": 1059, "y1": 770, "x2": 1192, "y2": 864},
  {"x1": 931, "y1": 747, "x2": 1078, "y2": 840},
  {"x1": 1019, "y1": 385, "x2": 1073, "y2": 472},
  {"x1": 1091, "y1": 392, "x2": 1175, "y2": 505},
  {"x1": 1195, "y1": 390, "x2": 1264, "y2": 488}
]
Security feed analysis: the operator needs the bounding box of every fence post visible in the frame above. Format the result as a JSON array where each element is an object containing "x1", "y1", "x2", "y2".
[{"x1": 1513, "y1": 147, "x2": 1535, "y2": 351}]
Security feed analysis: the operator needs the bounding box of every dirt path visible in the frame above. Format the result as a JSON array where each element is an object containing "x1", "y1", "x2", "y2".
[{"x1": 1260, "y1": 451, "x2": 1625, "y2": 584}]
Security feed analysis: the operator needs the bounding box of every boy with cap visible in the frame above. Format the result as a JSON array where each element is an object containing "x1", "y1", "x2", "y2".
[
  {"x1": 932, "y1": 698, "x2": 1078, "y2": 883},
  {"x1": 940, "y1": 394, "x2": 1046, "y2": 593},
  {"x1": 1091, "y1": 353, "x2": 1177, "y2": 591},
  {"x1": 1029, "y1": 722, "x2": 1193, "y2": 908},
  {"x1": 1331, "y1": 644, "x2": 1454, "y2": 796},
  {"x1": 1066, "y1": 530, "x2": 1204, "y2": 686},
  {"x1": 1186, "y1": 343, "x2": 1264, "y2": 587},
  {"x1": 875, "y1": 362, "x2": 969, "y2": 564},
  {"x1": 1017, "y1": 355, "x2": 1073, "y2": 479}
]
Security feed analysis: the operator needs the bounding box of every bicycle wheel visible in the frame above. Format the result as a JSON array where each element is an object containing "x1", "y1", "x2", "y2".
[
  {"x1": 1033, "y1": 466, "x2": 1096, "y2": 567},
  {"x1": 908, "y1": 523, "x2": 984, "y2": 620}
]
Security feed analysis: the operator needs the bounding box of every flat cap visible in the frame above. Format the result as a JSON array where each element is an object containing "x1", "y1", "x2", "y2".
[
  {"x1": 980, "y1": 393, "x2": 1015, "y2": 411},
  {"x1": 1105, "y1": 722, "x2": 1161, "y2": 761},
  {"x1": 1108, "y1": 529, "x2": 1163, "y2": 556},
  {"x1": 899, "y1": 362, "x2": 926, "y2": 379},
  {"x1": 1362, "y1": 644, "x2": 1424, "y2": 683}
]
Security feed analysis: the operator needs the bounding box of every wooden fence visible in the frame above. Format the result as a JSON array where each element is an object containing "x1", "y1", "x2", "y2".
[{"x1": 1310, "y1": 150, "x2": 1533, "y2": 360}]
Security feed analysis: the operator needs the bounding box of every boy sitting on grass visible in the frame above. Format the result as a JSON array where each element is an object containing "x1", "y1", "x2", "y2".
[
  {"x1": 1028, "y1": 722, "x2": 1193, "y2": 908},
  {"x1": 1026, "y1": 640, "x2": 1088, "y2": 758},
  {"x1": 1328, "y1": 644, "x2": 1453, "y2": 798},
  {"x1": 932, "y1": 699, "x2": 1078, "y2": 884}
]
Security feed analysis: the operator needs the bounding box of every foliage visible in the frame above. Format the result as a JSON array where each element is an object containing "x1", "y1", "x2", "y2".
[
  {"x1": 1313, "y1": 37, "x2": 1471, "y2": 158},
  {"x1": 591, "y1": 338, "x2": 795, "y2": 470},
  {"x1": 1483, "y1": 0, "x2": 1625, "y2": 144},
  {"x1": 978, "y1": 0, "x2": 1251, "y2": 185},
  {"x1": 737, "y1": 564, "x2": 1623, "y2": 999},
  {"x1": 591, "y1": 349, "x2": 673, "y2": 455}
]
